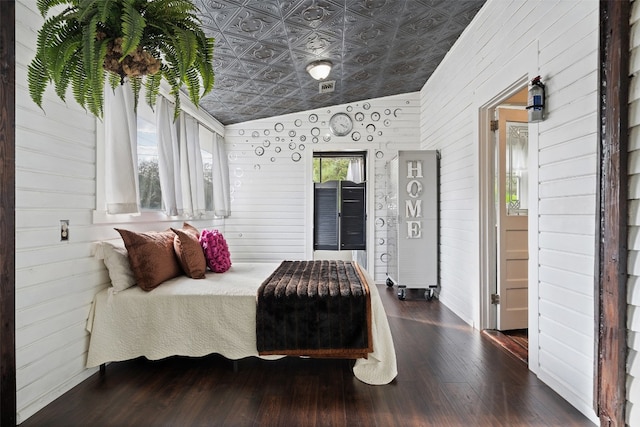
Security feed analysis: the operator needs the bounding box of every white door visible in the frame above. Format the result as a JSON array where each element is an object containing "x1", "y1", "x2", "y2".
[{"x1": 496, "y1": 108, "x2": 528, "y2": 330}]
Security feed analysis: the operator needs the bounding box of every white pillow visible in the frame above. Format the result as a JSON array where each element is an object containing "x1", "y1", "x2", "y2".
[{"x1": 100, "y1": 241, "x2": 136, "y2": 291}]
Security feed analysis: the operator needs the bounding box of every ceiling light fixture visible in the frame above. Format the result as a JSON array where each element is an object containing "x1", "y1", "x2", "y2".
[{"x1": 306, "y1": 60, "x2": 332, "y2": 80}]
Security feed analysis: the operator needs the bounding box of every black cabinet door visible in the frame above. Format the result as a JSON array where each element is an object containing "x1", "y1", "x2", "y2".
[{"x1": 314, "y1": 181, "x2": 365, "y2": 251}]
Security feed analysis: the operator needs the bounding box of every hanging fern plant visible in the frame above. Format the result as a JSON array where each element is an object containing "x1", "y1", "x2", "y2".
[{"x1": 28, "y1": 0, "x2": 215, "y2": 119}]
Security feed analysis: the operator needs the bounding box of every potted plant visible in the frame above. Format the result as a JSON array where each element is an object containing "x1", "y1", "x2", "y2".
[{"x1": 28, "y1": 0, "x2": 215, "y2": 118}]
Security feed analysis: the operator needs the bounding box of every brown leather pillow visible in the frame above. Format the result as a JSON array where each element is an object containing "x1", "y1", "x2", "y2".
[
  {"x1": 115, "y1": 228, "x2": 183, "y2": 291},
  {"x1": 171, "y1": 226, "x2": 206, "y2": 279}
]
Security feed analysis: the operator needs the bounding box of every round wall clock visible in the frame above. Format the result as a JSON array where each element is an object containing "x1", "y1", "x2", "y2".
[{"x1": 329, "y1": 112, "x2": 353, "y2": 136}]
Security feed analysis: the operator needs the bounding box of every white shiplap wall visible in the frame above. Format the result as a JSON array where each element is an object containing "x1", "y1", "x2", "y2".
[
  {"x1": 419, "y1": 0, "x2": 599, "y2": 423},
  {"x1": 627, "y1": 1, "x2": 640, "y2": 425},
  {"x1": 224, "y1": 93, "x2": 421, "y2": 283},
  {"x1": 15, "y1": 2, "x2": 223, "y2": 422}
]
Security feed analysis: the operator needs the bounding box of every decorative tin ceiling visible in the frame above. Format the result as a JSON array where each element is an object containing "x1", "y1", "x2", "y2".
[{"x1": 192, "y1": 0, "x2": 486, "y2": 125}]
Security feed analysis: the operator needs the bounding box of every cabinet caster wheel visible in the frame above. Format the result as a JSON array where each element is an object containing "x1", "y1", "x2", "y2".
[
  {"x1": 386, "y1": 278, "x2": 394, "y2": 287},
  {"x1": 425, "y1": 290, "x2": 432, "y2": 301},
  {"x1": 397, "y1": 288, "x2": 406, "y2": 300}
]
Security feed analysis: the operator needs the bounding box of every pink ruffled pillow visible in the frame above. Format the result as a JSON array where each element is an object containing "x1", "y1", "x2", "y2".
[{"x1": 199, "y1": 229, "x2": 232, "y2": 273}]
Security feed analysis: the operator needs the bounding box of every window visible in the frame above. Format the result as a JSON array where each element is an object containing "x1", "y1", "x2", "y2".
[
  {"x1": 313, "y1": 152, "x2": 366, "y2": 251},
  {"x1": 137, "y1": 102, "x2": 162, "y2": 210},
  {"x1": 199, "y1": 125, "x2": 215, "y2": 212},
  {"x1": 95, "y1": 84, "x2": 228, "y2": 223}
]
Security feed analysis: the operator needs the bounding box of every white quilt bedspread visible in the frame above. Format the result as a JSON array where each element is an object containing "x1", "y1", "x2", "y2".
[{"x1": 86, "y1": 262, "x2": 397, "y2": 385}]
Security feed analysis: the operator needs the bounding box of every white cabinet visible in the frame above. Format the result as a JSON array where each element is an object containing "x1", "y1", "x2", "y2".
[{"x1": 386, "y1": 150, "x2": 438, "y2": 300}]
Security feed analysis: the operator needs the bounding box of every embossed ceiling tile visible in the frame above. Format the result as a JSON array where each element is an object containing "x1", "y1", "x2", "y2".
[
  {"x1": 343, "y1": 18, "x2": 395, "y2": 46},
  {"x1": 238, "y1": 59, "x2": 272, "y2": 79},
  {"x1": 348, "y1": 47, "x2": 388, "y2": 67},
  {"x1": 243, "y1": 0, "x2": 285, "y2": 18},
  {"x1": 345, "y1": 0, "x2": 406, "y2": 20},
  {"x1": 248, "y1": 80, "x2": 281, "y2": 96},
  {"x1": 291, "y1": 30, "x2": 341, "y2": 56},
  {"x1": 191, "y1": 0, "x2": 486, "y2": 124},
  {"x1": 450, "y1": 1, "x2": 486, "y2": 25},
  {"x1": 396, "y1": 6, "x2": 450, "y2": 36},
  {"x1": 310, "y1": 7, "x2": 346, "y2": 39},
  {"x1": 208, "y1": 34, "x2": 235, "y2": 58},
  {"x1": 343, "y1": 84, "x2": 374, "y2": 99},
  {"x1": 286, "y1": 0, "x2": 342, "y2": 30},
  {"x1": 268, "y1": 21, "x2": 313, "y2": 47},
  {"x1": 344, "y1": 68, "x2": 375, "y2": 83},
  {"x1": 264, "y1": 83, "x2": 301, "y2": 99},
  {"x1": 211, "y1": 72, "x2": 245, "y2": 91},
  {"x1": 194, "y1": 1, "x2": 245, "y2": 32},
  {"x1": 245, "y1": 41, "x2": 289, "y2": 63},
  {"x1": 212, "y1": 53, "x2": 234, "y2": 72},
  {"x1": 224, "y1": 8, "x2": 281, "y2": 38},
  {"x1": 436, "y1": 31, "x2": 468, "y2": 51},
  {"x1": 218, "y1": 59, "x2": 248, "y2": 79},
  {"x1": 251, "y1": 65, "x2": 294, "y2": 85},
  {"x1": 219, "y1": 33, "x2": 261, "y2": 56}
]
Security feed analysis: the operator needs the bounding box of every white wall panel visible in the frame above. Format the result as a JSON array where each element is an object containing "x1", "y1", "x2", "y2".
[
  {"x1": 224, "y1": 93, "x2": 421, "y2": 281},
  {"x1": 419, "y1": 0, "x2": 598, "y2": 422},
  {"x1": 13, "y1": 1, "x2": 225, "y2": 421}
]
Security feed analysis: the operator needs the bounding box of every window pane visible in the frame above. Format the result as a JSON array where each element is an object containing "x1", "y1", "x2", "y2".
[
  {"x1": 199, "y1": 125, "x2": 214, "y2": 212},
  {"x1": 137, "y1": 111, "x2": 162, "y2": 210},
  {"x1": 505, "y1": 121, "x2": 528, "y2": 216},
  {"x1": 313, "y1": 157, "x2": 351, "y2": 183}
]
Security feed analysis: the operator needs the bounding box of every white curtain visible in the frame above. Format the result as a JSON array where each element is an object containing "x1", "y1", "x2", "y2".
[
  {"x1": 346, "y1": 157, "x2": 365, "y2": 183},
  {"x1": 104, "y1": 81, "x2": 139, "y2": 214},
  {"x1": 211, "y1": 133, "x2": 231, "y2": 217},
  {"x1": 156, "y1": 98, "x2": 182, "y2": 216},
  {"x1": 179, "y1": 112, "x2": 206, "y2": 218}
]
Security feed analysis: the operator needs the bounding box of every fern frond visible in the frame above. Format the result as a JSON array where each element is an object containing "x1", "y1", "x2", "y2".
[
  {"x1": 174, "y1": 28, "x2": 196, "y2": 76},
  {"x1": 89, "y1": 40, "x2": 108, "y2": 117},
  {"x1": 37, "y1": 0, "x2": 78, "y2": 17},
  {"x1": 120, "y1": 0, "x2": 146, "y2": 58},
  {"x1": 130, "y1": 76, "x2": 142, "y2": 113},
  {"x1": 27, "y1": 57, "x2": 48, "y2": 109},
  {"x1": 144, "y1": 71, "x2": 162, "y2": 110},
  {"x1": 195, "y1": 34, "x2": 214, "y2": 95},
  {"x1": 81, "y1": 13, "x2": 98, "y2": 88},
  {"x1": 69, "y1": 55, "x2": 87, "y2": 111},
  {"x1": 75, "y1": 0, "x2": 101, "y2": 22},
  {"x1": 51, "y1": 26, "x2": 82, "y2": 85},
  {"x1": 108, "y1": 71, "x2": 121, "y2": 89}
]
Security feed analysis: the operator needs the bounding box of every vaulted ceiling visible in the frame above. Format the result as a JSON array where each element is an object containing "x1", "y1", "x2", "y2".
[{"x1": 192, "y1": 0, "x2": 486, "y2": 125}]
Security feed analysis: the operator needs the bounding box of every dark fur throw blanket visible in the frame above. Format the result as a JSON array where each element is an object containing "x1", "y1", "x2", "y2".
[{"x1": 256, "y1": 260, "x2": 373, "y2": 359}]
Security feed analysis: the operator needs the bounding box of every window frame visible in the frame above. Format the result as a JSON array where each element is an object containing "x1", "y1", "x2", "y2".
[{"x1": 93, "y1": 85, "x2": 225, "y2": 224}]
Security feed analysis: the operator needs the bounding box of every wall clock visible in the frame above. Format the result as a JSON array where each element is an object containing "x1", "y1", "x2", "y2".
[{"x1": 329, "y1": 112, "x2": 353, "y2": 136}]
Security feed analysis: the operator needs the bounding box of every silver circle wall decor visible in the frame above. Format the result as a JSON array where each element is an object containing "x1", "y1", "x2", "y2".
[{"x1": 244, "y1": 100, "x2": 407, "y2": 167}]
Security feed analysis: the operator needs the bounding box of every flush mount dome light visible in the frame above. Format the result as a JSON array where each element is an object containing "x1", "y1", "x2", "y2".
[{"x1": 306, "y1": 60, "x2": 332, "y2": 80}]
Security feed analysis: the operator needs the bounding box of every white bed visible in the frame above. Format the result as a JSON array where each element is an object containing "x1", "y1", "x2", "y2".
[{"x1": 86, "y1": 262, "x2": 398, "y2": 385}]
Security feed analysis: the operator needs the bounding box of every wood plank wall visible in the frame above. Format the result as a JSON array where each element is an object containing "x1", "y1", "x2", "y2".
[
  {"x1": 596, "y1": 1, "x2": 629, "y2": 425},
  {"x1": 627, "y1": 1, "x2": 640, "y2": 425},
  {"x1": 418, "y1": 0, "x2": 599, "y2": 423},
  {"x1": 0, "y1": 1, "x2": 17, "y2": 426},
  {"x1": 223, "y1": 93, "x2": 421, "y2": 284},
  {"x1": 14, "y1": 2, "x2": 223, "y2": 422}
]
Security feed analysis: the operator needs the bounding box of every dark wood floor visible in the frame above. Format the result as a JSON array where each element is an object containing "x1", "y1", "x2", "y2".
[{"x1": 21, "y1": 286, "x2": 595, "y2": 427}]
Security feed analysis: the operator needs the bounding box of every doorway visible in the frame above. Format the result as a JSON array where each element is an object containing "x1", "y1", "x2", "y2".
[
  {"x1": 312, "y1": 151, "x2": 367, "y2": 267},
  {"x1": 481, "y1": 86, "x2": 531, "y2": 361}
]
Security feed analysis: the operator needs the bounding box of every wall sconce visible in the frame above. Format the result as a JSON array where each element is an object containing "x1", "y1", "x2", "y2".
[
  {"x1": 526, "y1": 76, "x2": 545, "y2": 122},
  {"x1": 306, "y1": 60, "x2": 332, "y2": 80}
]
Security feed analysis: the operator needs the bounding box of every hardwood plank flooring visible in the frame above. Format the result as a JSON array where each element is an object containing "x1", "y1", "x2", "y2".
[{"x1": 20, "y1": 285, "x2": 595, "y2": 427}]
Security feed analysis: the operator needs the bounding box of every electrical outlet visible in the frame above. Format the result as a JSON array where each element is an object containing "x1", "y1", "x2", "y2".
[{"x1": 60, "y1": 220, "x2": 69, "y2": 241}]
